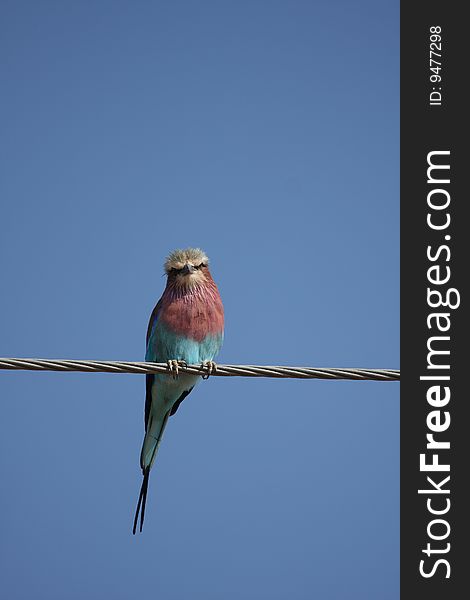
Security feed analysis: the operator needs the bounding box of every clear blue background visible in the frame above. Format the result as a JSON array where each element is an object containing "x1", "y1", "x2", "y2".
[{"x1": 0, "y1": 1, "x2": 399, "y2": 598}]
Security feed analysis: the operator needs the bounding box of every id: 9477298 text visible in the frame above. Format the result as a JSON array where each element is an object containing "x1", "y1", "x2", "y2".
[{"x1": 429, "y1": 26, "x2": 442, "y2": 106}]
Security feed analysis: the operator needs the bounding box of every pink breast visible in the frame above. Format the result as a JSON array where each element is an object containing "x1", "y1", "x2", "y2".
[{"x1": 160, "y1": 289, "x2": 224, "y2": 342}]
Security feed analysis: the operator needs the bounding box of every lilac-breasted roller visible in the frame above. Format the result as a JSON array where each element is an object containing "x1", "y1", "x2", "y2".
[{"x1": 133, "y1": 248, "x2": 224, "y2": 533}]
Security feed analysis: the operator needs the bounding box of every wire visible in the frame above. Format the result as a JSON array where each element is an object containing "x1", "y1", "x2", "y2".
[{"x1": 0, "y1": 357, "x2": 399, "y2": 381}]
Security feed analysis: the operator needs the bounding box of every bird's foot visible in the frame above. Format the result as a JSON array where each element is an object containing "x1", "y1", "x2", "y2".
[
  {"x1": 167, "y1": 360, "x2": 187, "y2": 379},
  {"x1": 201, "y1": 360, "x2": 217, "y2": 380}
]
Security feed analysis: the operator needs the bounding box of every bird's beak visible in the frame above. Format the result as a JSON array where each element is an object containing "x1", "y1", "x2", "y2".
[{"x1": 181, "y1": 263, "x2": 195, "y2": 275}]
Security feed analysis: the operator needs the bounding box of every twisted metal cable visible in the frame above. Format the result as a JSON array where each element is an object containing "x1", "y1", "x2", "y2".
[{"x1": 0, "y1": 357, "x2": 399, "y2": 381}]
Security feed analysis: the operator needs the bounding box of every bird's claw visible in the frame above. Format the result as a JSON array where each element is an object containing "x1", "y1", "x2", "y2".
[
  {"x1": 167, "y1": 360, "x2": 187, "y2": 379},
  {"x1": 201, "y1": 360, "x2": 217, "y2": 380}
]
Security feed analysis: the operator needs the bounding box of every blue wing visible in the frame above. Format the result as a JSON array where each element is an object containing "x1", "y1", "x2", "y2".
[{"x1": 144, "y1": 299, "x2": 162, "y2": 430}]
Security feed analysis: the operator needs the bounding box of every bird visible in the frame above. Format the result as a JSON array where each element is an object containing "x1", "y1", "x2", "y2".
[{"x1": 133, "y1": 247, "x2": 224, "y2": 534}]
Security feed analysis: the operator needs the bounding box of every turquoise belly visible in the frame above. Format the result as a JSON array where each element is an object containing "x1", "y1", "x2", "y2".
[{"x1": 146, "y1": 321, "x2": 223, "y2": 365}]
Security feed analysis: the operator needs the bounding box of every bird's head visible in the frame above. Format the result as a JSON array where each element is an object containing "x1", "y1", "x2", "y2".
[{"x1": 164, "y1": 248, "x2": 211, "y2": 289}]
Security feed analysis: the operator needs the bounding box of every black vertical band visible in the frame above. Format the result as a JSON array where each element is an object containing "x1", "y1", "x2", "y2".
[{"x1": 401, "y1": 2, "x2": 467, "y2": 597}]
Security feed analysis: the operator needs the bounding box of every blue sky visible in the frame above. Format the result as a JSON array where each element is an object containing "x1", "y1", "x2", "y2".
[{"x1": 0, "y1": 1, "x2": 399, "y2": 598}]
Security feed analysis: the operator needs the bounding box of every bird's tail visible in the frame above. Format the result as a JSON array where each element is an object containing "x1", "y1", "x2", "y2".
[
  {"x1": 133, "y1": 467, "x2": 150, "y2": 535},
  {"x1": 133, "y1": 410, "x2": 170, "y2": 534}
]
